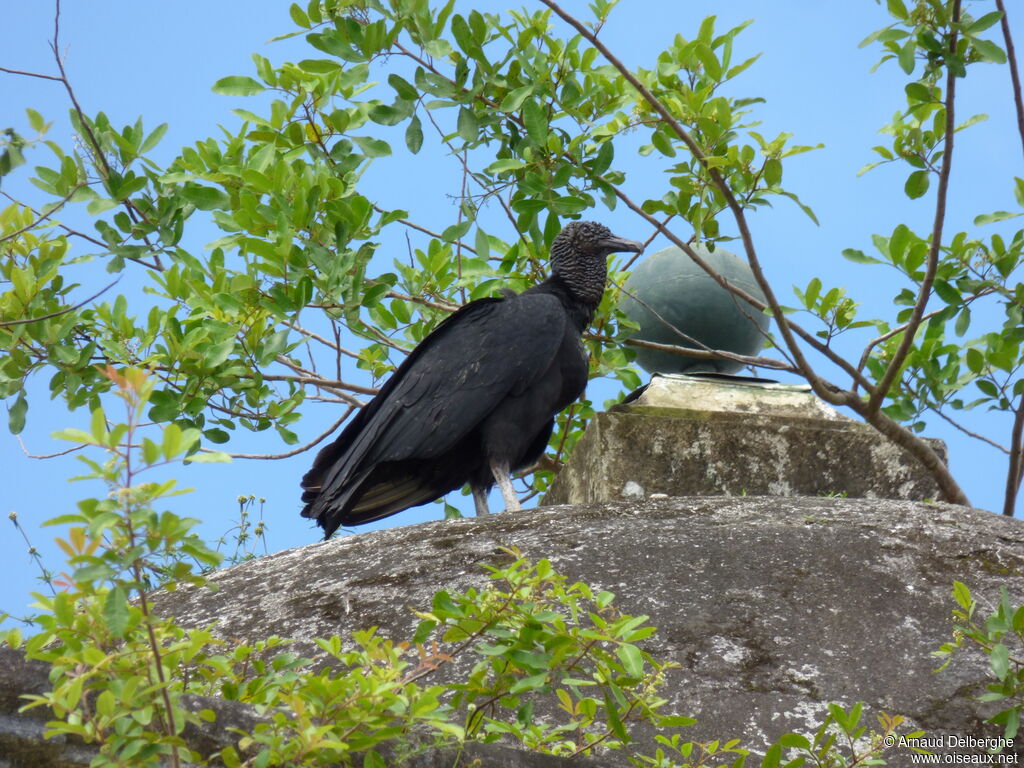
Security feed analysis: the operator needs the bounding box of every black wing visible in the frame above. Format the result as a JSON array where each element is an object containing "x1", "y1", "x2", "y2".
[{"x1": 301, "y1": 291, "x2": 568, "y2": 526}]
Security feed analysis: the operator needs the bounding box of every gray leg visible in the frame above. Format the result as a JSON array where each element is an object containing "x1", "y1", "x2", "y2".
[
  {"x1": 472, "y1": 485, "x2": 490, "y2": 516},
  {"x1": 490, "y1": 460, "x2": 521, "y2": 512}
]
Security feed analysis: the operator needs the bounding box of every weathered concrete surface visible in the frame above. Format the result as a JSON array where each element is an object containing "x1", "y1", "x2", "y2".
[
  {"x1": 146, "y1": 497, "x2": 1024, "y2": 762},
  {"x1": 543, "y1": 390, "x2": 947, "y2": 504}
]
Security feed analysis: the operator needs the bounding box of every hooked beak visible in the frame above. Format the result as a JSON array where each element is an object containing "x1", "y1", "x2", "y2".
[{"x1": 599, "y1": 233, "x2": 644, "y2": 256}]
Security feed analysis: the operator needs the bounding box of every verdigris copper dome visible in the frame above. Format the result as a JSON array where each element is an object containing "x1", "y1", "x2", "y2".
[{"x1": 620, "y1": 244, "x2": 769, "y2": 374}]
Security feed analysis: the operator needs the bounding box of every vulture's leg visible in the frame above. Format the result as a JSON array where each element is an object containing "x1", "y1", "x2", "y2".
[
  {"x1": 472, "y1": 485, "x2": 490, "y2": 516},
  {"x1": 490, "y1": 460, "x2": 521, "y2": 512}
]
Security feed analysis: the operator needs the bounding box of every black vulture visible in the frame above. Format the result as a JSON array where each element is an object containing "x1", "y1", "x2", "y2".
[{"x1": 300, "y1": 220, "x2": 643, "y2": 538}]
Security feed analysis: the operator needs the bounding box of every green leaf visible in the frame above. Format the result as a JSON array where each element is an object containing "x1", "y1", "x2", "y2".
[
  {"x1": 803, "y1": 277, "x2": 822, "y2": 309},
  {"x1": 103, "y1": 586, "x2": 130, "y2": 638},
  {"x1": 289, "y1": 3, "x2": 310, "y2": 28},
  {"x1": 260, "y1": 330, "x2": 289, "y2": 365},
  {"x1": 974, "y1": 210, "x2": 1022, "y2": 226},
  {"x1": 898, "y1": 39, "x2": 916, "y2": 74},
  {"x1": 26, "y1": 108, "x2": 46, "y2": 132},
  {"x1": 955, "y1": 307, "x2": 971, "y2": 337},
  {"x1": 8, "y1": 394, "x2": 27, "y2": 435},
  {"x1": 932, "y1": 279, "x2": 960, "y2": 305},
  {"x1": 212, "y1": 75, "x2": 265, "y2": 96},
  {"x1": 904, "y1": 170, "x2": 930, "y2": 199},
  {"x1": 457, "y1": 106, "x2": 478, "y2": 142},
  {"x1": 509, "y1": 672, "x2": 548, "y2": 694},
  {"x1": 967, "y1": 11, "x2": 1003, "y2": 36},
  {"x1": 778, "y1": 733, "x2": 811, "y2": 750},
  {"x1": 965, "y1": 347, "x2": 985, "y2": 374},
  {"x1": 657, "y1": 714, "x2": 697, "y2": 728},
  {"x1": 602, "y1": 690, "x2": 629, "y2": 743},
  {"x1": 442, "y1": 220, "x2": 472, "y2": 242},
  {"x1": 163, "y1": 423, "x2": 183, "y2": 460},
  {"x1": 522, "y1": 99, "x2": 548, "y2": 144},
  {"x1": 616, "y1": 644, "x2": 644, "y2": 677},
  {"x1": 353, "y1": 135, "x2": 392, "y2": 157},
  {"x1": 388, "y1": 73, "x2": 418, "y2": 101},
  {"x1": 972, "y1": 39, "x2": 1007, "y2": 64},
  {"x1": 977, "y1": 379, "x2": 999, "y2": 398},
  {"x1": 990, "y1": 643, "x2": 1010, "y2": 679},
  {"x1": 485, "y1": 158, "x2": 525, "y2": 174},
  {"x1": 187, "y1": 451, "x2": 231, "y2": 463},
  {"x1": 139, "y1": 123, "x2": 168, "y2": 153},
  {"x1": 887, "y1": 0, "x2": 909, "y2": 20},
  {"x1": 500, "y1": 85, "x2": 533, "y2": 113},
  {"x1": 841, "y1": 248, "x2": 883, "y2": 265},
  {"x1": 405, "y1": 114, "x2": 423, "y2": 154},
  {"x1": 181, "y1": 185, "x2": 229, "y2": 211},
  {"x1": 474, "y1": 227, "x2": 490, "y2": 259}
]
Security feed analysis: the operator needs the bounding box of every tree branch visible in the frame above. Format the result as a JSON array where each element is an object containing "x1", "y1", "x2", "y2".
[
  {"x1": 0, "y1": 184, "x2": 84, "y2": 244},
  {"x1": 867, "y1": 1, "x2": 961, "y2": 413},
  {"x1": 995, "y1": 0, "x2": 1024, "y2": 157},
  {"x1": 0, "y1": 278, "x2": 120, "y2": 328},
  {"x1": 1004, "y1": 402, "x2": 1024, "y2": 516},
  {"x1": 540, "y1": 0, "x2": 831, "y2": 399}
]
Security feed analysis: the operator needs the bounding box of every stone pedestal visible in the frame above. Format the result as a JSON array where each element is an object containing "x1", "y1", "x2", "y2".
[{"x1": 543, "y1": 374, "x2": 946, "y2": 506}]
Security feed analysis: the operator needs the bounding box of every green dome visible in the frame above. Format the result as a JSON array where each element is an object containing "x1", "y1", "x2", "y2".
[{"x1": 620, "y1": 245, "x2": 769, "y2": 375}]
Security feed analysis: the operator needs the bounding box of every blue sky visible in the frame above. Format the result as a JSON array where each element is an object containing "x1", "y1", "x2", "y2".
[{"x1": 2, "y1": 1, "x2": 1021, "y2": 623}]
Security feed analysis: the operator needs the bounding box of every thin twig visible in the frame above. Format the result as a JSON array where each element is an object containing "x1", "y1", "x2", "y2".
[
  {"x1": 371, "y1": 203, "x2": 478, "y2": 255},
  {"x1": 929, "y1": 404, "x2": 1009, "y2": 454},
  {"x1": 286, "y1": 319, "x2": 360, "y2": 359},
  {"x1": 16, "y1": 434, "x2": 89, "y2": 459},
  {"x1": 0, "y1": 65, "x2": 63, "y2": 82},
  {"x1": 207, "y1": 407, "x2": 354, "y2": 460}
]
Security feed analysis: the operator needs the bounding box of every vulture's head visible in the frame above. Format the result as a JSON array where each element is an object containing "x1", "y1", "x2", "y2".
[{"x1": 551, "y1": 220, "x2": 644, "y2": 303}]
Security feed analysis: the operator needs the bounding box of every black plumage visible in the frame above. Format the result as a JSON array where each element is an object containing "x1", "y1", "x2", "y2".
[{"x1": 300, "y1": 220, "x2": 643, "y2": 538}]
